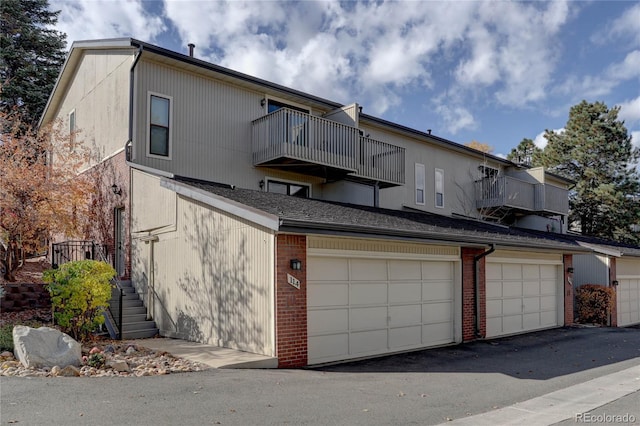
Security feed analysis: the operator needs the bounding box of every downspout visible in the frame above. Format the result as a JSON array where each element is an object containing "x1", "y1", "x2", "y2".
[
  {"x1": 373, "y1": 181, "x2": 380, "y2": 208},
  {"x1": 127, "y1": 44, "x2": 144, "y2": 158},
  {"x1": 473, "y1": 244, "x2": 495, "y2": 337}
]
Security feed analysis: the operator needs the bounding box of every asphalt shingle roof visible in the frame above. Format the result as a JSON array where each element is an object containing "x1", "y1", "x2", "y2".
[{"x1": 174, "y1": 177, "x2": 591, "y2": 253}]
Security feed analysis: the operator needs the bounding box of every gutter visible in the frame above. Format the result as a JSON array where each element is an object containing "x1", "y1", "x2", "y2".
[
  {"x1": 473, "y1": 244, "x2": 495, "y2": 338},
  {"x1": 128, "y1": 44, "x2": 144, "y2": 145}
]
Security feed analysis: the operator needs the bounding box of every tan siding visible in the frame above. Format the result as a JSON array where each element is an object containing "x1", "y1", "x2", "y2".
[
  {"x1": 487, "y1": 250, "x2": 563, "y2": 264},
  {"x1": 617, "y1": 258, "x2": 640, "y2": 277},
  {"x1": 573, "y1": 254, "x2": 609, "y2": 286},
  {"x1": 131, "y1": 171, "x2": 275, "y2": 355},
  {"x1": 54, "y1": 50, "x2": 133, "y2": 163},
  {"x1": 131, "y1": 170, "x2": 177, "y2": 232}
]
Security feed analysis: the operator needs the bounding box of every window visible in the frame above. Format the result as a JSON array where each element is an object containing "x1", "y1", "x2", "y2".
[
  {"x1": 478, "y1": 165, "x2": 499, "y2": 179},
  {"x1": 69, "y1": 110, "x2": 76, "y2": 149},
  {"x1": 267, "y1": 180, "x2": 310, "y2": 198},
  {"x1": 435, "y1": 168, "x2": 444, "y2": 208},
  {"x1": 415, "y1": 163, "x2": 425, "y2": 205},
  {"x1": 148, "y1": 93, "x2": 172, "y2": 158}
]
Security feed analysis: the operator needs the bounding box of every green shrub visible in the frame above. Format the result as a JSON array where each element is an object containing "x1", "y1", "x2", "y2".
[
  {"x1": 575, "y1": 284, "x2": 615, "y2": 325},
  {"x1": 44, "y1": 260, "x2": 115, "y2": 341},
  {"x1": 0, "y1": 324, "x2": 14, "y2": 352}
]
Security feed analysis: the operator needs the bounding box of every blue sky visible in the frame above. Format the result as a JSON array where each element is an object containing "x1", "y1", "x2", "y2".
[{"x1": 51, "y1": 0, "x2": 640, "y2": 157}]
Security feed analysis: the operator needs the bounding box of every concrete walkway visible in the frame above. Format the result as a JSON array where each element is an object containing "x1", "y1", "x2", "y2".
[
  {"x1": 132, "y1": 337, "x2": 278, "y2": 369},
  {"x1": 444, "y1": 364, "x2": 640, "y2": 425}
]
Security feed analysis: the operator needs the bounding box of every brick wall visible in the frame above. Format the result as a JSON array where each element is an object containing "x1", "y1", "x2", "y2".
[
  {"x1": 462, "y1": 247, "x2": 486, "y2": 341},
  {"x1": 563, "y1": 254, "x2": 574, "y2": 326},
  {"x1": 609, "y1": 256, "x2": 617, "y2": 327},
  {"x1": 275, "y1": 234, "x2": 307, "y2": 368}
]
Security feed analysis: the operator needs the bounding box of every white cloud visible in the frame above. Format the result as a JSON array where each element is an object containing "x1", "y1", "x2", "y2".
[
  {"x1": 618, "y1": 96, "x2": 640, "y2": 125},
  {"x1": 533, "y1": 128, "x2": 564, "y2": 149},
  {"x1": 51, "y1": 0, "x2": 166, "y2": 48},
  {"x1": 434, "y1": 103, "x2": 477, "y2": 135},
  {"x1": 631, "y1": 131, "x2": 640, "y2": 148},
  {"x1": 592, "y1": 2, "x2": 640, "y2": 46}
]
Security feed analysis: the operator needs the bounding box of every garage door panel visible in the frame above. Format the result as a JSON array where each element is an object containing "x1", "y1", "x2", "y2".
[
  {"x1": 502, "y1": 298, "x2": 522, "y2": 315},
  {"x1": 388, "y1": 261, "x2": 421, "y2": 280},
  {"x1": 487, "y1": 281, "x2": 502, "y2": 298},
  {"x1": 390, "y1": 326, "x2": 422, "y2": 348},
  {"x1": 308, "y1": 334, "x2": 348, "y2": 361},
  {"x1": 389, "y1": 304, "x2": 421, "y2": 327},
  {"x1": 618, "y1": 277, "x2": 640, "y2": 327},
  {"x1": 540, "y1": 265, "x2": 557, "y2": 279},
  {"x1": 523, "y1": 283, "x2": 541, "y2": 296},
  {"x1": 350, "y1": 283, "x2": 387, "y2": 305},
  {"x1": 308, "y1": 309, "x2": 348, "y2": 334},
  {"x1": 308, "y1": 253, "x2": 455, "y2": 365},
  {"x1": 503, "y1": 282, "x2": 523, "y2": 297},
  {"x1": 309, "y1": 258, "x2": 348, "y2": 281},
  {"x1": 487, "y1": 264, "x2": 502, "y2": 280},
  {"x1": 523, "y1": 313, "x2": 541, "y2": 330},
  {"x1": 503, "y1": 264, "x2": 523, "y2": 279},
  {"x1": 540, "y1": 280, "x2": 556, "y2": 294},
  {"x1": 350, "y1": 329, "x2": 388, "y2": 354},
  {"x1": 487, "y1": 299, "x2": 502, "y2": 314},
  {"x1": 389, "y1": 282, "x2": 421, "y2": 303},
  {"x1": 540, "y1": 310, "x2": 557, "y2": 326},
  {"x1": 350, "y1": 259, "x2": 388, "y2": 281},
  {"x1": 523, "y1": 264, "x2": 539, "y2": 279},
  {"x1": 422, "y1": 281, "x2": 452, "y2": 300},
  {"x1": 422, "y1": 302, "x2": 452, "y2": 324},
  {"x1": 523, "y1": 297, "x2": 540, "y2": 313},
  {"x1": 351, "y1": 306, "x2": 388, "y2": 330},
  {"x1": 422, "y1": 261, "x2": 452, "y2": 280},
  {"x1": 540, "y1": 295, "x2": 556, "y2": 310},
  {"x1": 422, "y1": 322, "x2": 453, "y2": 345},
  {"x1": 503, "y1": 315, "x2": 523, "y2": 334},
  {"x1": 487, "y1": 317, "x2": 502, "y2": 336},
  {"x1": 308, "y1": 283, "x2": 348, "y2": 307}
]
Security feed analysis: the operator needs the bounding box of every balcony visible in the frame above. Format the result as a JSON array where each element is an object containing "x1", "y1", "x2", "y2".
[
  {"x1": 475, "y1": 176, "x2": 568, "y2": 216},
  {"x1": 252, "y1": 108, "x2": 405, "y2": 187}
]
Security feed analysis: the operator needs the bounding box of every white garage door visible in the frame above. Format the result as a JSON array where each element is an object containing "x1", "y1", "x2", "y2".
[
  {"x1": 486, "y1": 257, "x2": 561, "y2": 338},
  {"x1": 617, "y1": 278, "x2": 640, "y2": 327},
  {"x1": 308, "y1": 255, "x2": 456, "y2": 365}
]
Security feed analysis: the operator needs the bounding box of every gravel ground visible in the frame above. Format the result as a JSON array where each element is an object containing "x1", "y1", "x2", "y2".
[{"x1": 0, "y1": 308, "x2": 207, "y2": 378}]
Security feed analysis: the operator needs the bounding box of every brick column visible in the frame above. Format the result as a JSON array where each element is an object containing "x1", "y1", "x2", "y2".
[
  {"x1": 275, "y1": 234, "x2": 308, "y2": 367},
  {"x1": 609, "y1": 257, "x2": 617, "y2": 327},
  {"x1": 563, "y1": 254, "x2": 574, "y2": 326},
  {"x1": 462, "y1": 247, "x2": 486, "y2": 341}
]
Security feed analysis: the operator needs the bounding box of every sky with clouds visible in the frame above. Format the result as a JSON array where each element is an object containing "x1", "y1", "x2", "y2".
[{"x1": 50, "y1": 0, "x2": 640, "y2": 157}]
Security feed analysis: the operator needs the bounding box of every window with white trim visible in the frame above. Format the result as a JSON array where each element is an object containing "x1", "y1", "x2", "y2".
[
  {"x1": 435, "y1": 168, "x2": 444, "y2": 208},
  {"x1": 415, "y1": 163, "x2": 425, "y2": 205},
  {"x1": 267, "y1": 179, "x2": 310, "y2": 198},
  {"x1": 148, "y1": 93, "x2": 172, "y2": 158}
]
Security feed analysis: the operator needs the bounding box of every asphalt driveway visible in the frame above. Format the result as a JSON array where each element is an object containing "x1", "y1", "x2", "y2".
[{"x1": 2, "y1": 325, "x2": 639, "y2": 425}]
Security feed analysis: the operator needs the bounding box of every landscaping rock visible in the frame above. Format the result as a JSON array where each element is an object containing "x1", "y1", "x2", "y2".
[
  {"x1": 108, "y1": 360, "x2": 130, "y2": 372},
  {"x1": 12, "y1": 326, "x2": 82, "y2": 368},
  {"x1": 60, "y1": 365, "x2": 81, "y2": 377}
]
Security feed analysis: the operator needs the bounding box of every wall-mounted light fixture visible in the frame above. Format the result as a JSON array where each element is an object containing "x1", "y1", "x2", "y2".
[
  {"x1": 612, "y1": 280, "x2": 619, "y2": 286},
  {"x1": 111, "y1": 184, "x2": 122, "y2": 196},
  {"x1": 260, "y1": 98, "x2": 267, "y2": 107},
  {"x1": 290, "y1": 259, "x2": 302, "y2": 270},
  {"x1": 567, "y1": 267, "x2": 574, "y2": 274},
  {"x1": 259, "y1": 179, "x2": 265, "y2": 190}
]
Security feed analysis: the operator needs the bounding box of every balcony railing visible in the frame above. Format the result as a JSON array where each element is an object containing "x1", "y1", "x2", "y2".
[
  {"x1": 475, "y1": 176, "x2": 568, "y2": 215},
  {"x1": 252, "y1": 108, "x2": 405, "y2": 186}
]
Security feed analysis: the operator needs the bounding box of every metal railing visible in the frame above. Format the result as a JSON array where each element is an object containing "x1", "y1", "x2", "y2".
[
  {"x1": 252, "y1": 108, "x2": 405, "y2": 186},
  {"x1": 51, "y1": 240, "x2": 123, "y2": 339},
  {"x1": 475, "y1": 176, "x2": 568, "y2": 215}
]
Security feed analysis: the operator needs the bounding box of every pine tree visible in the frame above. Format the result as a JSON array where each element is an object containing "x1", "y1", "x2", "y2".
[
  {"x1": 0, "y1": 0, "x2": 66, "y2": 127},
  {"x1": 507, "y1": 138, "x2": 542, "y2": 166},
  {"x1": 539, "y1": 100, "x2": 640, "y2": 243}
]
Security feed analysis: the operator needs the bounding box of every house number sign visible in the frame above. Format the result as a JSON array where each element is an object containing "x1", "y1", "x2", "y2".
[{"x1": 287, "y1": 273, "x2": 301, "y2": 289}]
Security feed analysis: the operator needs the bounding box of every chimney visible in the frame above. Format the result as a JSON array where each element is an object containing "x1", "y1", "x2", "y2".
[
  {"x1": 427, "y1": 129, "x2": 432, "y2": 135},
  {"x1": 188, "y1": 43, "x2": 195, "y2": 57}
]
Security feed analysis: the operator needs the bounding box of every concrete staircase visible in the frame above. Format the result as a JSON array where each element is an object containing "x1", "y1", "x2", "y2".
[{"x1": 104, "y1": 280, "x2": 159, "y2": 340}]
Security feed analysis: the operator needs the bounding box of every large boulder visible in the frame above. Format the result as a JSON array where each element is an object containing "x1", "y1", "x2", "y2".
[{"x1": 12, "y1": 326, "x2": 82, "y2": 368}]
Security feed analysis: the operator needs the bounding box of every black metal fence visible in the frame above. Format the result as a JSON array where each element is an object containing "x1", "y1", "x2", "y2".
[
  {"x1": 51, "y1": 241, "x2": 110, "y2": 269},
  {"x1": 50, "y1": 240, "x2": 122, "y2": 339}
]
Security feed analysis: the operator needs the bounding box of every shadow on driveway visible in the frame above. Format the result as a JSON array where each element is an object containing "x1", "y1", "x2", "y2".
[{"x1": 315, "y1": 325, "x2": 640, "y2": 380}]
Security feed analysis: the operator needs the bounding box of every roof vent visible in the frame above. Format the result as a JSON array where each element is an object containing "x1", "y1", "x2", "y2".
[{"x1": 188, "y1": 43, "x2": 195, "y2": 57}]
